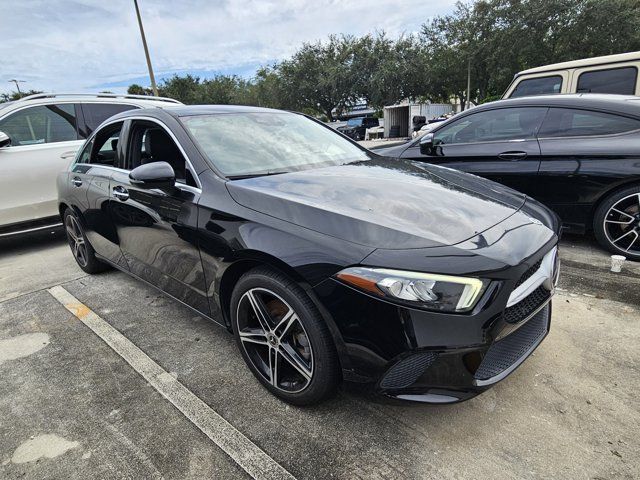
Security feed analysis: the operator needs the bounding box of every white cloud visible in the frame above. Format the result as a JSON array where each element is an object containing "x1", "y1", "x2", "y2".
[{"x1": 0, "y1": 0, "x2": 457, "y2": 94}]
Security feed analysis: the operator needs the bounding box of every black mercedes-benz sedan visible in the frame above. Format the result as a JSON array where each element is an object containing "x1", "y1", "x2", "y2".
[
  {"x1": 57, "y1": 105, "x2": 560, "y2": 405},
  {"x1": 377, "y1": 94, "x2": 640, "y2": 260}
]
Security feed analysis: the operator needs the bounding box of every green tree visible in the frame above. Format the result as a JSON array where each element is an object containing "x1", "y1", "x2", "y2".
[
  {"x1": 352, "y1": 32, "x2": 423, "y2": 110},
  {"x1": 250, "y1": 66, "x2": 291, "y2": 109},
  {"x1": 420, "y1": 0, "x2": 640, "y2": 104},
  {"x1": 157, "y1": 74, "x2": 204, "y2": 104},
  {"x1": 0, "y1": 89, "x2": 43, "y2": 103},
  {"x1": 127, "y1": 84, "x2": 153, "y2": 96},
  {"x1": 277, "y1": 35, "x2": 359, "y2": 120}
]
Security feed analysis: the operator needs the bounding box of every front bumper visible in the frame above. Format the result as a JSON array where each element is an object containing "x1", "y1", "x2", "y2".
[
  {"x1": 312, "y1": 244, "x2": 557, "y2": 404},
  {"x1": 382, "y1": 303, "x2": 550, "y2": 403}
]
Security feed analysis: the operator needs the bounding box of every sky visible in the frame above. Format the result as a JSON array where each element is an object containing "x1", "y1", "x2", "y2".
[{"x1": 0, "y1": 0, "x2": 457, "y2": 95}]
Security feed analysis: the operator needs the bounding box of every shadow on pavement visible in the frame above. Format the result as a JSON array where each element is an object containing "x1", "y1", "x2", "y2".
[{"x1": 0, "y1": 228, "x2": 66, "y2": 259}]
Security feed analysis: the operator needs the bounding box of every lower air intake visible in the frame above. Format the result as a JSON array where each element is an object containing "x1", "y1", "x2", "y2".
[
  {"x1": 380, "y1": 351, "x2": 438, "y2": 389},
  {"x1": 474, "y1": 305, "x2": 549, "y2": 381}
]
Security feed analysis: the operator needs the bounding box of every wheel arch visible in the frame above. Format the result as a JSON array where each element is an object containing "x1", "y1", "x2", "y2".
[
  {"x1": 217, "y1": 252, "x2": 352, "y2": 374},
  {"x1": 58, "y1": 202, "x2": 69, "y2": 219},
  {"x1": 590, "y1": 178, "x2": 640, "y2": 230}
]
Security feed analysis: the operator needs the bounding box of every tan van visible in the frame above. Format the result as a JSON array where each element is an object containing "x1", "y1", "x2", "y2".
[{"x1": 503, "y1": 51, "x2": 640, "y2": 98}]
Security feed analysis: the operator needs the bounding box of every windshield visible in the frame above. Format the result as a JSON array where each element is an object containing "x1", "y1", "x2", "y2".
[
  {"x1": 347, "y1": 118, "x2": 363, "y2": 126},
  {"x1": 180, "y1": 112, "x2": 370, "y2": 177}
]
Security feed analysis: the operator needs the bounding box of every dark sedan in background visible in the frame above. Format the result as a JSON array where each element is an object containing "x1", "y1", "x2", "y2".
[
  {"x1": 58, "y1": 106, "x2": 560, "y2": 405},
  {"x1": 336, "y1": 116, "x2": 379, "y2": 140},
  {"x1": 378, "y1": 94, "x2": 640, "y2": 260}
]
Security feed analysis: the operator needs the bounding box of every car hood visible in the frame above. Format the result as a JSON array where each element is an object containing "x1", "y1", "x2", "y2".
[
  {"x1": 226, "y1": 158, "x2": 527, "y2": 249},
  {"x1": 374, "y1": 141, "x2": 411, "y2": 157}
]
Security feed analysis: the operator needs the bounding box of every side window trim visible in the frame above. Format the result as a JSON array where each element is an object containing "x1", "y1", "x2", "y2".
[{"x1": 75, "y1": 103, "x2": 88, "y2": 139}]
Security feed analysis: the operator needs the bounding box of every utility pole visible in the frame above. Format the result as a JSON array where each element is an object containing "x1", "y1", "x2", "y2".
[
  {"x1": 9, "y1": 79, "x2": 25, "y2": 97},
  {"x1": 465, "y1": 58, "x2": 471, "y2": 111},
  {"x1": 133, "y1": 0, "x2": 158, "y2": 96}
]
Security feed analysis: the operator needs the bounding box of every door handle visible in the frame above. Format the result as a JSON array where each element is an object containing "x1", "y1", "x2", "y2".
[
  {"x1": 71, "y1": 177, "x2": 82, "y2": 187},
  {"x1": 112, "y1": 186, "x2": 129, "y2": 201},
  {"x1": 61, "y1": 150, "x2": 77, "y2": 160},
  {"x1": 498, "y1": 151, "x2": 527, "y2": 160}
]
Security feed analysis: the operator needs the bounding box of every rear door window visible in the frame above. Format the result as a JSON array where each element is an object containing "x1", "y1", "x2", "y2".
[
  {"x1": 80, "y1": 103, "x2": 138, "y2": 137},
  {"x1": 510, "y1": 76, "x2": 563, "y2": 98},
  {"x1": 78, "y1": 122, "x2": 124, "y2": 167},
  {"x1": 433, "y1": 108, "x2": 547, "y2": 145},
  {"x1": 538, "y1": 108, "x2": 640, "y2": 137},
  {"x1": 577, "y1": 67, "x2": 637, "y2": 95},
  {"x1": 0, "y1": 104, "x2": 78, "y2": 146}
]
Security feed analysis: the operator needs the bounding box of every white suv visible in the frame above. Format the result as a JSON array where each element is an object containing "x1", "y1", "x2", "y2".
[{"x1": 0, "y1": 93, "x2": 181, "y2": 236}]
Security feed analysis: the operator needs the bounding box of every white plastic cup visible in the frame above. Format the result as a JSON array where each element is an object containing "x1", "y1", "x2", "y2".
[{"x1": 610, "y1": 255, "x2": 626, "y2": 273}]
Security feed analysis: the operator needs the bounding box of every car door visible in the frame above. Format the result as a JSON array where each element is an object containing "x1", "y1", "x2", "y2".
[
  {"x1": 399, "y1": 107, "x2": 548, "y2": 195},
  {"x1": 69, "y1": 120, "x2": 130, "y2": 269},
  {"x1": 536, "y1": 107, "x2": 640, "y2": 232},
  {"x1": 108, "y1": 119, "x2": 210, "y2": 315},
  {"x1": 0, "y1": 103, "x2": 83, "y2": 226}
]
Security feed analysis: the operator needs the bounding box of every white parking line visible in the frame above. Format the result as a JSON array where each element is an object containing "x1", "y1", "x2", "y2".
[{"x1": 48, "y1": 285, "x2": 296, "y2": 480}]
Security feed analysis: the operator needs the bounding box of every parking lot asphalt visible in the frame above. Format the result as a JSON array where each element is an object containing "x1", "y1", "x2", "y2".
[{"x1": 1, "y1": 229, "x2": 639, "y2": 479}]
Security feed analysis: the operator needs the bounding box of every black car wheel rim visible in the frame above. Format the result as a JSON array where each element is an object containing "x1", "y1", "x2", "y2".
[
  {"x1": 65, "y1": 215, "x2": 88, "y2": 267},
  {"x1": 236, "y1": 288, "x2": 313, "y2": 393},
  {"x1": 603, "y1": 193, "x2": 640, "y2": 255}
]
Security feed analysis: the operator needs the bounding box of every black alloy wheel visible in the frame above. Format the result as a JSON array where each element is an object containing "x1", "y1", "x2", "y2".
[{"x1": 231, "y1": 267, "x2": 340, "y2": 405}]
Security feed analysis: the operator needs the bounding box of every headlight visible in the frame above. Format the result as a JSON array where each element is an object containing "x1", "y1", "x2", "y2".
[{"x1": 335, "y1": 267, "x2": 487, "y2": 313}]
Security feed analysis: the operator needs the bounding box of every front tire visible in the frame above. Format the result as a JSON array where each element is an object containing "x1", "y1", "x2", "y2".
[
  {"x1": 593, "y1": 185, "x2": 640, "y2": 261},
  {"x1": 63, "y1": 209, "x2": 110, "y2": 273},
  {"x1": 230, "y1": 267, "x2": 341, "y2": 405}
]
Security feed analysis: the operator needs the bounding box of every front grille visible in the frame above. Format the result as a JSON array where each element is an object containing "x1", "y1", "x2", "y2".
[
  {"x1": 514, "y1": 258, "x2": 542, "y2": 289},
  {"x1": 474, "y1": 305, "x2": 549, "y2": 381},
  {"x1": 380, "y1": 351, "x2": 438, "y2": 389},
  {"x1": 504, "y1": 285, "x2": 549, "y2": 324}
]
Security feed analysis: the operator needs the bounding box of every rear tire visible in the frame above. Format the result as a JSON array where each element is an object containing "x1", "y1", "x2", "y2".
[
  {"x1": 230, "y1": 266, "x2": 341, "y2": 405},
  {"x1": 593, "y1": 185, "x2": 640, "y2": 261},
  {"x1": 63, "y1": 209, "x2": 111, "y2": 273}
]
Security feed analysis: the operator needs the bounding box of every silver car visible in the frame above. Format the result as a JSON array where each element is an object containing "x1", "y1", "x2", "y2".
[{"x1": 0, "y1": 93, "x2": 181, "y2": 236}]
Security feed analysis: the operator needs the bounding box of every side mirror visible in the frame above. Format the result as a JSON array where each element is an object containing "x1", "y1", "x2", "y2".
[
  {"x1": 0, "y1": 131, "x2": 11, "y2": 148},
  {"x1": 129, "y1": 161, "x2": 175, "y2": 190},
  {"x1": 419, "y1": 133, "x2": 434, "y2": 155}
]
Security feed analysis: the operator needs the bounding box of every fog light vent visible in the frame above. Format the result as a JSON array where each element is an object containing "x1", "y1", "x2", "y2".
[
  {"x1": 380, "y1": 351, "x2": 438, "y2": 389},
  {"x1": 475, "y1": 305, "x2": 549, "y2": 381}
]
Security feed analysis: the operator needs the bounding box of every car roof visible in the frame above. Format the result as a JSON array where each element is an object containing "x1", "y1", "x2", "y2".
[
  {"x1": 516, "y1": 51, "x2": 640, "y2": 76},
  {"x1": 112, "y1": 104, "x2": 293, "y2": 120},
  {"x1": 470, "y1": 94, "x2": 640, "y2": 117},
  {"x1": 0, "y1": 93, "x2": 181, "y2": 112},
  {"x1": 163, "y1": 104, "x2": 289, "y2": 116}
]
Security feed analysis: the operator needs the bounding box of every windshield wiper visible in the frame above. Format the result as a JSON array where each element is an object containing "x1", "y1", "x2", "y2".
[{"x1": 227, "y1": 171, "x2": 290, "y2": 180}]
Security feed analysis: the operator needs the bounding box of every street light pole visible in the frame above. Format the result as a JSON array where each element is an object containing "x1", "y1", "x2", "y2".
[
  {"x1": 133, "y1": 0, "x2": 158, "y2": 97},
  {"x1": 9, "y1": 79, "x2": 25, "y2": 97},
  {"x1": 465, "y1": 58, "x2": 471, "y2": 111}
]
